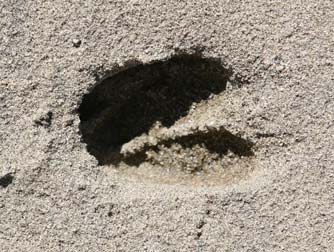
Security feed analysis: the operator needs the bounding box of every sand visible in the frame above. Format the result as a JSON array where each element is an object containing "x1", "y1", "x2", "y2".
[{"x1": 1, "y1": 0, "x2": 334, "y2": 251}]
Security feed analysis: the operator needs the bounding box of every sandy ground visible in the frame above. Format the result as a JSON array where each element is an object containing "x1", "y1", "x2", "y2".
[{"x1": 1, "y1": 0, "x2": 334, "y2": 251}]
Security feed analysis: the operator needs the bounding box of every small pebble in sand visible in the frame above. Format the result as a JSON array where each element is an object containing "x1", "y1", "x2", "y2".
[{"x1": 72, "y1": 38, "x2": 81, "y2": 48}]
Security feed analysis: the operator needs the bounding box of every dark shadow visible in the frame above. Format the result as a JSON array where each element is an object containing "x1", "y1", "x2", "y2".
[
  {"x1": 78, "y1": 54, "x2": 249, "y2": 165},
  {"x1": 0, "y1": 173, "x2": 14, "y2": 188}
]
